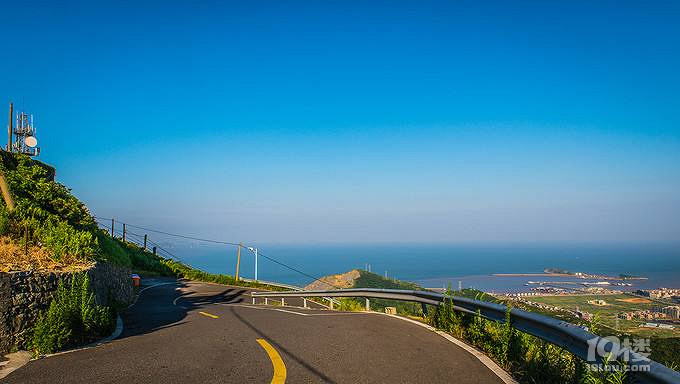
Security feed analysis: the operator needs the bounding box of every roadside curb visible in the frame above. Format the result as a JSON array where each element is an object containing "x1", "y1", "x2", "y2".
[
  {"x1": 0, "y1": 314, "x2": 123, "y2": 379},
  {"x1": 41, "y1": 313, "x2": 124, "y2": 359},
  {"x1": 242, "y1": 300, "x2": 517, "y2": 384},
  {"x1": 1, "y1": 279, "x2": 179, "y2": 378},
  {"x1": 379, "y1": 313, "x2": 518, "y2": 384}
]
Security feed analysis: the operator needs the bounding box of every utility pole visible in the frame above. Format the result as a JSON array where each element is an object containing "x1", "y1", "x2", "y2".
[
  {"x1": 235, "y1": 243, "x2": 242, "y2": 281},
  {"x1": 0, "y1": 103, "x2": 15, "y2": 209},
  {"x1": 122, "y1": 223, "x2": 126, "y2": 242},
  {"x1": 0, "y1": 169, "x2": 15, "y2": 211},
  {"x1": 247, "y1": 246, "x2": 259, "y2": 281},
  {"x1": 143, "y1": 234, "x2": 147, "y2": 250},
  {"x1": 7, "y1": 102, "x2": 12, "y2": 151},
  {"x1": 254, "y1": 247, "x2": 258, "y2": 281}
]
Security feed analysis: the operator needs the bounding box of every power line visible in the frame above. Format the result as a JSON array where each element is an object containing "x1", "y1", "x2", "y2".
[
  {"x1": 93, "y1": 216, "x2": 240, "y2": 246},
  {"x1": 256, "y1": 251, "x2": 340, "y2": 289},
  {"x1": 93, "y1": 216, "x2": 340, "y2": 289},
  {"x1": 96, "y1": 221, "x2": 186, "y2": 263}
]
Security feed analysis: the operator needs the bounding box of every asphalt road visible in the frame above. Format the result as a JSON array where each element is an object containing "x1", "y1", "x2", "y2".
[{"x1": 2, "y1": 278, "x2": 506, "y2": 383}]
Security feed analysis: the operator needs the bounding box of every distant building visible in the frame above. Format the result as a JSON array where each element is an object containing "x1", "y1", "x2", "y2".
[
  {"x1": 636, "y1": 288, "x2": 680, "y2": 299},
  {"x1": 640, "y1": 323, "x2": 675, "y2": 330},
  {"x1": 661, "y1": 306, "x2": 680, "y2": 319},
  {"x1": 588, "y1": 299, "x2": 607, "y2": 306},
  {"x1": 636, "y1": 290, "x2": 657, "y2": 298},
  {"x1": 619, "y1": 310, "x2": 668, "y2": 320}
]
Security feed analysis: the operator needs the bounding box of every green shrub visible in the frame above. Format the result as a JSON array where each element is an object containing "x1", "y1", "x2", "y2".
[
  {"x1": 31, "y1": 273, "x2": 114, "y2": 354},
  {"x1": 428, "y1": 302, "x2": 630, "y2": 383},
  {"x1": 96, "y1": 231, "x2": 132, "y2": 266},
  {"x1": 1, "y1": 153, "x2": 99, "y2": 264},
  {"x1": 160, "y1": 258, "x2": 288, "y2": 291},
  {"x1": 338, "y1": 298, "x2": 365, "y2": 311},
  {"x1": 123, "y1": 242, "x2": 172, "y2": 275},
  {"x1": 35, "y1": 219, "x2": 98, "y2": 261}
]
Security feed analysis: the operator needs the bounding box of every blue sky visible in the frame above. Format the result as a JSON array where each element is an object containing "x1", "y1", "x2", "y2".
[{"x1": 1, "y1": 0, "x2": 679, "y2": 243}]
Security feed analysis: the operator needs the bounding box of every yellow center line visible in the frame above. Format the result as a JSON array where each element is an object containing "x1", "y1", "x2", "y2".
[
  {"x1": 256, "y1": 339, "x2": 287, "y2": 384},
  {"x1": 198, "y1": 311, "x2": 219, "y2": 319}
]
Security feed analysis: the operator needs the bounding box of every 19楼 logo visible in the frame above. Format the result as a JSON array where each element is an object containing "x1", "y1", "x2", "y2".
[{"x1": 586, "y1": 336, "x2": 651, "y2": 372}]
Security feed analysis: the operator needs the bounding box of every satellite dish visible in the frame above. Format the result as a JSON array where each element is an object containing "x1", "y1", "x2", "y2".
[{"x1": 25, "y1": 136, "x2": 38, "y2": 148}]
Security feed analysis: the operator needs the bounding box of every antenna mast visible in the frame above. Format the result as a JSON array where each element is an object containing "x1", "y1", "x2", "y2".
[
  {"x1": 8, "y1": 104, "x2": 40, "y2": 157},
  {"x1": 6, "y1": 102, "x2": 12, "y2": 151}
]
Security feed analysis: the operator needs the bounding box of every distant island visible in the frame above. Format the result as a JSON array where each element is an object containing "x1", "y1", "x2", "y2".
[{"x1": 492, "y1": 268, "x2": 647, "y2": 280}]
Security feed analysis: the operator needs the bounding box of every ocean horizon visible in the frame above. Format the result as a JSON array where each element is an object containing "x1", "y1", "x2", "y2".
[{"x1": 157, "y1": 242, "x2": 680, "y2": 293}]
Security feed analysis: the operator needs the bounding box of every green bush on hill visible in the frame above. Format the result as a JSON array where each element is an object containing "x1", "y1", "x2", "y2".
[
  {"x1": 353, "y1": 270, "x2": 423, "y2": 290},
  {"x1": 35, "y1": 218, "x2": 98, "y2": 261},
  {"x1": 161, "y1": 258, "x2": 289, "y2": 291},
  {"x1": 31, "y1": 273, "x2": 114, "y2": 355},
  {"x1": 1, "y1": 153, "x2": 97, "y2": 264},
  {"x1": 340, "y1": 270, "x2": 427, "y2": 315},
  {"x1": 95, "y1": 230, "x2": 132, "y2": 266},
  {"x1": 0, "y1": 152, "x2": 276, "y2": 355},
  {"x1": 427, "y1": 289, "x2": 630, "y2": 384}
]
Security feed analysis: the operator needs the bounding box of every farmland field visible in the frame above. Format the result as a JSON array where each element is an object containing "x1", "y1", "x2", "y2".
[{"x1": 530, "y1": 294, "x2": 679, "y2": 338}]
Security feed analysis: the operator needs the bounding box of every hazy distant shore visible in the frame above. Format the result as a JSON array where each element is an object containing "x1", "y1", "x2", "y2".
[{"x1": 493, "y1": 272, "x2": 648, "y2": 281}]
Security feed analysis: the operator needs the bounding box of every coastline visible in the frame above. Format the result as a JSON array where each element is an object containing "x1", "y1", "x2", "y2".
[{"x1": 492, "y1": 273, "x2": 648, "y2": 281}]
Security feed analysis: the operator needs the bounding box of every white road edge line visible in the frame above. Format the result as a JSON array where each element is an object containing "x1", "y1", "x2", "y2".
[
  {"x1": 378, "y1": 313, "x2": 518, "y2": 384},
  {"x1": 127, "y1": 281, "x2": 178, "y2": 309},
  {"x1": 231, "y1": 302, "x2": 515, "y2": 383},
  {"x1": 22, "y1": 280, "x2": 180, "y2": 363},
  {"x1": 172, "y1": 294, "x2": 184, "y2": 306}
]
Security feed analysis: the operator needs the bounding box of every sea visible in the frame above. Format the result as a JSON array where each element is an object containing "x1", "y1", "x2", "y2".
[{"x1": 163, "y1": 243, "x2": 680, "y2": 293}]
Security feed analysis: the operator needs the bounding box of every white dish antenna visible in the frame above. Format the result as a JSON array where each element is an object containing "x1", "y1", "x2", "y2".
[{"x1": 25, "y1": 136, "x2": 38, "y2": 148}]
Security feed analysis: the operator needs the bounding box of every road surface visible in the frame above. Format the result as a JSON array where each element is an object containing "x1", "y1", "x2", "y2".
[{"x1": 2, "y1": 278, "x2": 506, "y2": 383}]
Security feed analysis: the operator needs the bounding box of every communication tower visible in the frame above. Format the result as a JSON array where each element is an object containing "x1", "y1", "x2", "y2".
[{"x1": 6, "y1": 102, "x2": 40, "y2": 156}]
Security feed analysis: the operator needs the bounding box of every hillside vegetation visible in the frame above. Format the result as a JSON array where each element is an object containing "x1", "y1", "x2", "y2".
[
  {"x1": 314, "y1": 270, "x2": 678, "y2": 382},
  {"x1": 0, "y1": 152, "x2": 280, "y2": 354},
  {"x1": 308, "y1": 269, "x2": 431, "y2": 314},
  {"x1": 0, "y1": 152, "x2": 274, "y2": 288}
]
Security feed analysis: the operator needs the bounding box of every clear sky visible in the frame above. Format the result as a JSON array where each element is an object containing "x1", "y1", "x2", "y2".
[{"x1": 1, "y1": 0, "x2": 679, "y2": 244}]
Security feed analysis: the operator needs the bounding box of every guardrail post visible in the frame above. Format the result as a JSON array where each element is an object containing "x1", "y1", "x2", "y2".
[
  {"x1": 281, "y1": 298, "x2": 285, "y2": 306},
  {"x1": 329, "y1": 298, "x2": 334, "y2": 310},
  {"x1": 252, "y1": 297, "x2": 255, "y2": 305},
  {"x1": 265, "y1": 298, "x2": 268, "y2": 305},
  {"x1": 303, "y1": 298, "x2": 307, "y2": 308},
  {"x1": 421, "y1": 303, "x2": 428, "y2": 316},
  {"x1": 365, "y1": 298, "x2": 370, "y2": 312}
]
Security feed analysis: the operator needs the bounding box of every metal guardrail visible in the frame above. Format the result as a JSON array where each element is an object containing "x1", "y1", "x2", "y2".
[
  {"x1": 239, "y1": 278, "x2": 341, "y2": 308},
  {"x1": 251, "y1": 288, "x2": 680, "y2": 384}
]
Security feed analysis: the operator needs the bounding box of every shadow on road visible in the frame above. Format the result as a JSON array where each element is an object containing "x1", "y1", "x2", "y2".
[
  {"x1": 230, "y1": 307, "x2": 337, "y2": 384},
  {"x1": 181, "y1": 288, "x2": 247, "y2": 306},
  {"x1": 118, "y1": 280, "x2": 246, "y2": 339}
]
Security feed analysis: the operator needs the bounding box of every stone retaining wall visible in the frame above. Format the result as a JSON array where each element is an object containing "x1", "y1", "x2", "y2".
[{"x1": 0, "y1": 262, "x2": 133, "y2": 355}]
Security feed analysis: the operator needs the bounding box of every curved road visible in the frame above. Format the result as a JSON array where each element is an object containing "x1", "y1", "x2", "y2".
[{"x1": 2, "y1": 278, "x2": 506, "y2": 383}]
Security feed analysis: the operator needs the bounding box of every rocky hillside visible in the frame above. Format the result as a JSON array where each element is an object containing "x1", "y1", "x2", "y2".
[
  {"x1": 304, "y1": 269, "x2": 424, "y2": 291},
  {"x1": 303, "y1": 269, "x2": 361, "y2": 290}
]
